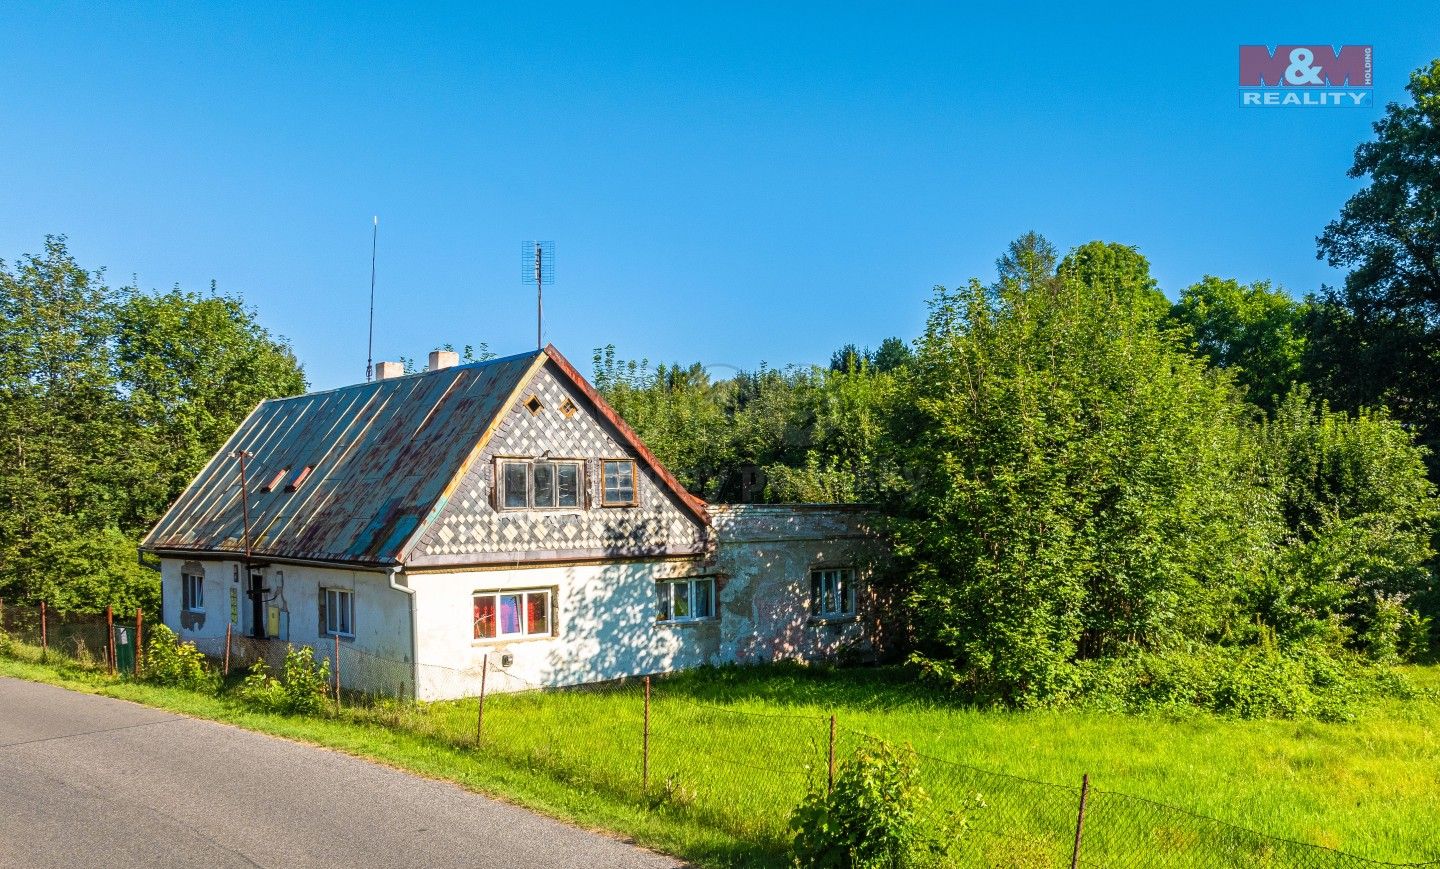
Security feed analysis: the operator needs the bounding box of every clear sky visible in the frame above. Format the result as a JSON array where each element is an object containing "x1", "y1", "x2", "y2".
[{"x1": 2, "y1": 2, "x2": 1434, "y2": 390}]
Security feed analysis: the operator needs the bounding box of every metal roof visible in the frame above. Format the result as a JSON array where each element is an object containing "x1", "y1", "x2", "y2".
[{"x1": 142, "y1": 351, "x2": 544, "y2": 566}]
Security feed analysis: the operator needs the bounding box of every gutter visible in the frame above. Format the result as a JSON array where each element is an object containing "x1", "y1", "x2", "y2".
[{"x1": 387, "y1": 565, "x2": 419, "y2": 700}]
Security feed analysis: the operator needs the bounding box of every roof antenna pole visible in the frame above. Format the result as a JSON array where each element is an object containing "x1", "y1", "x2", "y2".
[
  {"x1": 366, "y1": 215, "x2": 378, "y2": 382},
  {"x1": 524, "y1": 241, "x2": 553, "y2": 351}
]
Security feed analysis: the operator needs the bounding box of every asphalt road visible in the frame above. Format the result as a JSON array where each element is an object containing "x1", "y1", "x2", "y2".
[{"x1": 0, "y1": 677, "x2": 680, "y2": 868}]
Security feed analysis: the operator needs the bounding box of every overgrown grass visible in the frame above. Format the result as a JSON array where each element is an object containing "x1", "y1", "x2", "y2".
[{"x1": 5, "y1": 637, "x2": 1440, "y2": 867}]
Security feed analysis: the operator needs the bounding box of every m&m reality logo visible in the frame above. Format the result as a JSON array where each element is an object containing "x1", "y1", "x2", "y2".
[{"x1": 1239, "y1": 45, "x2": 1373, "y2": 107}]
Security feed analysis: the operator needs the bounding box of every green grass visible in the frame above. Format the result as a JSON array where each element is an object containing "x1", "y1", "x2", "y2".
[{"x1": 4, "y1": 639, "x2": 1440, "y2": 868}]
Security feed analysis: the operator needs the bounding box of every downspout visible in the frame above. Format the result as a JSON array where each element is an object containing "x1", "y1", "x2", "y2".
[{"x1": 388, "y1": 565, "x2": 418, "y2": 700}]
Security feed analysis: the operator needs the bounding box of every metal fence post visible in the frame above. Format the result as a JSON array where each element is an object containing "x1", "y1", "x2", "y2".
[
  {"x1": 134, "y1": 608, "x2": 143, "y2": 676},
  {"x1": 39, "y1": 601, "x2": 48, "y2": 661},
  {"x1": 333, "y1": 633, "x2": 342, "y2": 711},
  {"x1": 828, "y1": 715, "x2": 837, "y2": 796},
  {"x1": 223, "y1": 622, "x2": 232, "y2": 677},
  {"x1": 106, "y1": 605, "x2": 116, "y2": 675},
  {"x1": 476, "y1": 653, "x2": 488, "y2": 745},
  {"x1": 643, "y1": 675, "x2": 651, "y2": 793},
  {"x1": 1071, "y1": 773, "x2": 1090, "y2": 869}
]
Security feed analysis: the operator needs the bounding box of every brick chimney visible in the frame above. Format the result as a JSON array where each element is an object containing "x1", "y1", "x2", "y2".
[
  {"x1": 374, "y1": 361, "x2": 405, "y2": 380},
  {"x1": 428, "y1": 349, "x2": 459, "y2": 371}
]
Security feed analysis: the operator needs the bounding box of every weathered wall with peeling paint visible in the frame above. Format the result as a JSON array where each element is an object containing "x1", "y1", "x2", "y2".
[
  {"x1": 710, "y1": 505, "x2": 880, "y2": 665},
  {"x1": 404, "y1": 505, "x2": 879, "y2": 700},
  {"x1": 164, "y1": 505, "x2": 880, "y2": 701},
  {"x1": 160, "y1": 557, "x2": 416, "y2": 691}
]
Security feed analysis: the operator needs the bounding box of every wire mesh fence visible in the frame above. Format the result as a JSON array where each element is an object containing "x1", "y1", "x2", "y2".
[
  {"x1": 3, "y1": 600, "x2": 1438, "y2": 868},
  {"x1": 0, "y1": 600, "x2": 144, "y2": 676}
]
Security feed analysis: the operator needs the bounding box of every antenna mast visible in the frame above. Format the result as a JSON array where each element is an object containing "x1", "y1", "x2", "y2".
[
  {"x1": 366, "y1": 216, "x2": 378, "y2": 382},
  {"x1": 523, "y1": 241, "x2": 554, "y2": 350}
]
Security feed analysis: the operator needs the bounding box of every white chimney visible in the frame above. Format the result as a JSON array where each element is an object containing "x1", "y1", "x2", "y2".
[
  {"x1": 374, "y1": 361, "x2": 406, "y2": 380},
  {"x1": 428, "y1": 349, "x2": 459, "y2": 371}
]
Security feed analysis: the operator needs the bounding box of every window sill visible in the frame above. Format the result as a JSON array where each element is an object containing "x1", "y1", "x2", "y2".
[
  {"x1": 185, "y1": 608, "x2": 205, "y2": 615},
  {"x1": 325, "y1": 632, "x2": 356, "y2": 641},
  {"x1": 655, "y1": 618, "x2": 718, "y2": 629},
  {"x1": 472, "y1": 634, "x2": 555, "y2": 647},
  {"x1": 809, "y1": 614, "x2": 859, "y2": 627}
]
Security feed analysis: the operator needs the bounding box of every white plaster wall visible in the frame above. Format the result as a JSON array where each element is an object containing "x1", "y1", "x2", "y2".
[
  {"x1": 410, "y1": 558, "x2": 720, "y2": 700},
  {"x1": 159, "y1": 557, "x2": 416, "y2": 693}
]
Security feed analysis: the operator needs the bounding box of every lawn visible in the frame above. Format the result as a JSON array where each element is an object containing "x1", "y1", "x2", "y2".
[{"x1": 3, "y1": 639, "x2": 1438, "y2": 868}]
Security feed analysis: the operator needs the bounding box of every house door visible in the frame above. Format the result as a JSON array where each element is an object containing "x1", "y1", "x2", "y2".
[{"x1": 248, "y1": 572, "x2": 267, "y2": 639}]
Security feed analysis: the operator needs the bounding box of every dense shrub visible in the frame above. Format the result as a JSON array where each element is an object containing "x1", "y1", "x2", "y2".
[
  {"x1": 892, "y1": 235, "x2": 1440, "y2": 710},
  {"x1": 790, "y1": 740, "x2": 953, "y2": 868},
  {"x1": 1072, "y1": 645, "x2": 1414, "y2": 722},
  {"x1": 138, "y1": 623, "x2": 217, "y2": 692},
  {"x1": 236, "y1": 645, "x2": 331, "y2": 715}
]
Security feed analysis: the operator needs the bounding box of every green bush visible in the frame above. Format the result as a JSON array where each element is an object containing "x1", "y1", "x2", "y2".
[
  {"x1": 1073, "y1": 645, "x2": 1414, "y2": 722},
  {"x1": 790, "y1": 739, "x2": 952, "y2": 868},
  {"x1": 138, "y1": 623, "x2": 217, "y2": 692},
  {"x1": 236, "y1": 645, "x2": 331, "y2": 715}
]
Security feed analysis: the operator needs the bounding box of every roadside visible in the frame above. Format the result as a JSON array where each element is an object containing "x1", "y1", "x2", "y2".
[
  {"x1": 0, "y1": 657, "x2": 773, "y2": 868},
  {"x1": 0, "y1": 676, "x2": 683, "y2": 869}
]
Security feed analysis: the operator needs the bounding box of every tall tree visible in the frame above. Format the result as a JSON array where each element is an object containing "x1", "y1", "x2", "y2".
[
  {"x1": 1313, "y1": 60, "x2": 1440, "y2": 458},
  {"x1": 1171, "y1": 276, "x2": 1309, "y2": 411},
  {"x1": 1058, "y1": 240, "x2": 1170, "y2": 322},
  {"x1": 0, "y1": 238, "x2": 136, "y2": 610},
  {"x1": 0, "y1": 238, "x2": 306, "y2": 612},
  {"x1": 891, "y1": 236, "x2": 1266, "y2": 703},
  {"x1": 112, "y1": 287, "x2": 307, "y2": 529}
]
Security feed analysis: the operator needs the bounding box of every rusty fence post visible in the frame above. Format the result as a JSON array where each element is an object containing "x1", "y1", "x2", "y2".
[
  {"x1": 135, "y1": 608, "x2": 143, "y2": 676},
  {"x1": 40, "y1": 601, "x2": 48, "y2": 661},
  {"x1": 333, "y1": 633, "x2": 342, "y2": 711},
  {"x1": 828, "y1": 715, "x2": 837, "y2": 796},
  {"x1": 223, "y1": 622, "x2": 232, "y2": 677},
  {"x1": 1071, "y1": 773, "x2": 1090, "y2": 869},
  {"x1": 106, "y1": 605, "x2": 116, "y2": 675},
  {"x1": 477, "y1": 654, "x2": 489, "y2": 742},
  {"x1": 643, "y1": 675, "x2": 651, "y2": 793}
]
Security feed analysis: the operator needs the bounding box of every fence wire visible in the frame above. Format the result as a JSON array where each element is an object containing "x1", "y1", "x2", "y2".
[{"x1": 3, "y1": 601, "x2": 1438, "y2": 868}]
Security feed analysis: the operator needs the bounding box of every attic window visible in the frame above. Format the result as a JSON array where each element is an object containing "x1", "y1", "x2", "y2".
[
  {"x1": 559, "y1": 397, "x2": 578, "y2": 419},
  {"x1": 285, "y1": 465, "x2": 313, "y2": 492},
  {"x1": 524, "y1": 395, "x2": 544, "y2": 416},
  {"x1": 259, "y1": 468, "x2": 288, "y2": 493}
]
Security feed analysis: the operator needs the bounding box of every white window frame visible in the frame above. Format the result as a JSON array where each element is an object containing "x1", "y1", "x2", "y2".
[
  {"x1": 601, "y1": 459, "x2": 638, "y2": 506},
  {"x1": 498, "y1": 459, "x2": 584, "y2": 510},
  {"x1": 657, "y1": 577, "x2": 716, "y2": 623},
  {"x1": 182, "y1": 572, "x2": 204, "y2": 613},
  {"x1": 811, "y1": 568, "x2": 857, "y2": 620},
  {"x1": 474, "y1": 588, "x2": 554, "y2": 641},
  {"x1": 324, "y1": 587, "x2": 355, "y2": 638}
]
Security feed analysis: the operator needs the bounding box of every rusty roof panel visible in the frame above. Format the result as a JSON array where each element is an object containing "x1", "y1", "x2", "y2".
[{"x1": 142, "y1": 351, "x2": 542, "y2": 565}]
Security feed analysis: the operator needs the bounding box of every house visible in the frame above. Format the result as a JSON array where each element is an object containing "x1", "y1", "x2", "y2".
[{"x1": 141, "y1": 346, "x2": 880, "y2": 700}]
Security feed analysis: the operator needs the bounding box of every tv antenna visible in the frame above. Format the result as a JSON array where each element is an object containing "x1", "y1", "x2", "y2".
[
  {"x1": 366, "y1": 216, "x2": 379, "y2": 381},
  {"x1": 523, "y1": 241, "x2": 554, "y2": 350}
]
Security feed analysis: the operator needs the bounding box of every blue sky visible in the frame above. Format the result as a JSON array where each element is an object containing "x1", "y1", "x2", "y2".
[{"x1": 2, "y1": 2, "x2": 1434, "y2": 390}]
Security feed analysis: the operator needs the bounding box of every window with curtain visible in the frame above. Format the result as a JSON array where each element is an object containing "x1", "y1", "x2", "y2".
[{"x1": 474, "y1": 589, "x2": 554, "y2": 640}]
